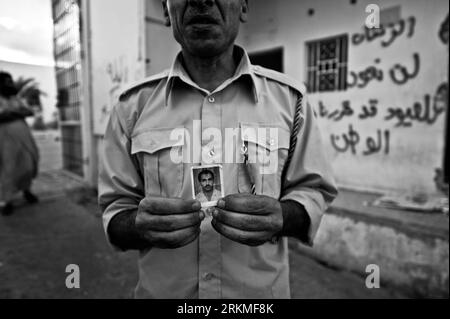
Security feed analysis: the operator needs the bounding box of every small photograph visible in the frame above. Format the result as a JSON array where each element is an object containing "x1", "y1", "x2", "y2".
[{"x1": 191, "y1": 165, "x2": 225, "y2": 208}]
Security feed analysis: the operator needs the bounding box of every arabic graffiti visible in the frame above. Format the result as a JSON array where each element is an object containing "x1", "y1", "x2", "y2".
[
  {"x1": 331, "y1": 125, "x2": 390, "y2": 156},
  {"x1": 348, "y1": 53, "x2": 420, "y2": 89},
  {"x1": 347, "y1": 59, "x2": 383, "y2": 89},
  {"x1": 352, "y1": 16, "x2": 416, "y2": 48},
  {"x1": 319, "y1": 82, "x2": 447, "y2": 128},
  {"x1": 323, "y1": 13, "x2": 446, "y2": 163},
  {"x1": 359, "y1": 100, "x2": 379, "y2": 120},
  {"x1": 321, "y1": 83, "x2": 447, "y2": 157},
  {"x1": 389, "y1": 53, "x2": 420, "y2": 85},
  {"x1": 319, "y1": 99, "x2": 379, "y2": 122},
  {"x1": 331, "y1": 124, "x2": 359, "y2": 155},
  {"x1": 101, "y1": 57, "x2": 130, "y2": 121},
  {"x1": 319, "y1": 100, "x2": 353, "y2": 121},
  {"x1": 385, "y1": 84, "x2": 447, "y2": 128},
  {"x1": 363, "y1": 130, "x2": 390, "y2": 156},
  {"x1": 106, "y1": 56, "x2": 129, "y2": 96}
]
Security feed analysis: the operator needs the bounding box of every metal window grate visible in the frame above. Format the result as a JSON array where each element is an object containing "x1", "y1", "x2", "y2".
[
  {"x1": 306, "y1": 34, "x2": 348, "y2": 93},
  {"x1": 52, "y1": 0, "x2": 84, "y2": 177},
  {"x1": 61, "y1": 125, "x2": 84, "y2": 177}
]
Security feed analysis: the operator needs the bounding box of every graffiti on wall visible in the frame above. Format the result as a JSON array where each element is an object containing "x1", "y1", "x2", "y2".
[
  {"x1": 319, "y1": 82, "x2": 447, "y2": 156},
  {"x1": 352, "y1": 16, "x2": 416, "y2": 47},
  {"x1": 100, "y1": 56, "x2": 129, "y2": 123},
  {"x1": 315, "y1": 13, "x2": 448, "y2": 161},
  {"x1": 385, "y1": 89, "x2": 446, "y2": 127},
  {"x1": 331, "y1": 124, "x2": 390, "y2": 156},
  {"x1": 347, "y1": 53, "x2": 420, "y2": 88},
  {"x1": 320, "y1": 84, "x2": 445, "y2": 126}
]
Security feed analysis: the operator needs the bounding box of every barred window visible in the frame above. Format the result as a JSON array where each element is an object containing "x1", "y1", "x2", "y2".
[{"x1": 306, "y1": 34, "x2": 348, "y2": 93}]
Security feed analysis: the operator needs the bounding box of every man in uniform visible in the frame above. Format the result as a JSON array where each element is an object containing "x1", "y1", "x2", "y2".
[{"x1": 99, "y1": 0, "x2": 338, "y2": 298}]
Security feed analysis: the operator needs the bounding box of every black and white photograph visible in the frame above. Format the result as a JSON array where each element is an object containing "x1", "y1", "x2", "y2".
[
  {"x1": 0, "y1": 0, "x2": 449, "y2": 306},
  {"x1": 191, "y1": 165, "x2": 224, "y2": 208}
]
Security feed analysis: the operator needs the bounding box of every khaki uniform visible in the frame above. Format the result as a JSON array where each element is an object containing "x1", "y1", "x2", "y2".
[{"x1": 99, "y1": 46, "x2": 338, "y2": 298}]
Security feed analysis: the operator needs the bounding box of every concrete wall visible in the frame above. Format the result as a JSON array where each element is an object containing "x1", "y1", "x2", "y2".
[
  {"x1": 85, "y1": 0, "x2": 178, "y2": 185},
  {"x1": 239, "y1": 0, "x2": 449, "y2": 196},
  {"x1": 238, "y1": 0, "x2": 449, "y2": 297},
  {"x1": 89, "y1": 0, "x2": 147, "y2": 135},
  {"x1": 145, "y1": 0, "x2": 180, "y2": 76},
  {"x1": 88, "y1": 0, "x2": 179, "y2": 136},
  {"x1": 303, "y1": 211, "x2": 449, "y2": 297},
  {"x1": 87, "y1": 0, "x2": 448, "y2": 195},
  {"x1": 33, "y1": 130, "x2": 63, "y2": 172}
]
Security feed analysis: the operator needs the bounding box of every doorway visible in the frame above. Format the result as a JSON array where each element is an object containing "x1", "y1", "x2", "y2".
[{"x1": 249, "y1": 47, "x2": 284, "y2": 73}]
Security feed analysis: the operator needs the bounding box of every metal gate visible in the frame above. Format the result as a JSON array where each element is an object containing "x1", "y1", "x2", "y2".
[{"x1": 52, "y1": 0, "x2": 84, "y2": 177}]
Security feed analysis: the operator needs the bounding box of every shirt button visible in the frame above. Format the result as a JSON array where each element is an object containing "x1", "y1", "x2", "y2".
[
  {"x1": 209, "y1": 149, "x2": 215, "y2": 157},
  {"x1": 203, "y1": 273, "x2": 214, "y2": 281},
  {"x1": 208, "y1": 96, "x2": 215, "y2": 103}
]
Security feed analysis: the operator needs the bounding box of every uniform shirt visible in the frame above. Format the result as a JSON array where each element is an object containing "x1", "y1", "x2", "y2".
[
  {"x1": 195, "y1": 189, "x2": 222, "y2": 203},
  {"x1": 99, "y1": 46, "x2": 338, "y2": 299}
]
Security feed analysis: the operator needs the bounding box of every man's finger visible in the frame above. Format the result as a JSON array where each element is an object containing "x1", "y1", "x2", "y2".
[
  {"x1": 177, "y1": 228, "x2": 201, "y2": 248},
  {"x1": 145, "y1": 226, "x2": 200, "y2": 249},
  {"x1": 139, "y1": 212, "x2": 203, "y2": 231},
  {"x1": 212, "y1": 208, "x2": 271, "y2": 231},
  {"x1": 217, "y1": 194, "x2": 270, "y2": 215},
  {"x1": 211, "y1": 219, "x2": 271, "y2": 247},
  {"x1": 140, "y1": 197, "x2": 201, "y2": 215}
]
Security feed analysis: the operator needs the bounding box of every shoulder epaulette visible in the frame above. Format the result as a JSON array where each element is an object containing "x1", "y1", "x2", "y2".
[
  {"x1": 119, "y1": 69, "x2": 170, "y2": 101},
  {"x1": 252, "y1": 65, "x2": 307, "y2": 97}
]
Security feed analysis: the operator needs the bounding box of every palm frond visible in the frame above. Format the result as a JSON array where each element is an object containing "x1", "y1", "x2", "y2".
[{"x1": 13, "y1": 76, "x2": 47, "y2": 107}]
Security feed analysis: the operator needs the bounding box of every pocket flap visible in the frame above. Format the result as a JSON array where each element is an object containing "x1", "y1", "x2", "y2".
[
  {"x1": 131, "y1": 127, "x2": 185, "y2": 155},
  {"x1": 240, "y1": 122, "x2": 290, "y2": 151}
]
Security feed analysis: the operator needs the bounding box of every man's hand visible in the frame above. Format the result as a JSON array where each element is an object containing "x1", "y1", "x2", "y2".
[
  {"x1": 211, "y1": 194, "x2": 283, "y2": 246},
  {"x1": 136, "y1": 197, "x2": 204, "y2": 249}
]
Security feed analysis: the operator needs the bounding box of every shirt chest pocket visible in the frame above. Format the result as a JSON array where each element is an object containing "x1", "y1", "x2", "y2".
[
  {"x1": 237, "y1": 123, "x2": 290, "y2": 199},
  {"x1": 131, "y1": 128, "x2": 185, "y2": 198}
]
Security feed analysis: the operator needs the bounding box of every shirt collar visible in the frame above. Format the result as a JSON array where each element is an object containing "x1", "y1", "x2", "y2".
[{"x1": 165, "y1": 45, "x2": 261, "y2": 106}]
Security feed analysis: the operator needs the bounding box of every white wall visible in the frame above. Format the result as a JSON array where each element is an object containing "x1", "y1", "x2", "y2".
[
  {"x1": 145, "y1": 0, "x2": 180, "y2": 76},
  {"x1": 89, "y1": 0, "x2": 181, "y2": 135},
  {"x1": 89, "y1": 0, "x2": 146, "y2": 135},
  {"x1": 0, "y1": 60, "x2": 57, "y2": 123},
  {"x1": 87, "y1": 0, "x2": 448, "y2": 195},
  {"x1": 239, "y1": 0, "x2": 449, "y2": 195}
]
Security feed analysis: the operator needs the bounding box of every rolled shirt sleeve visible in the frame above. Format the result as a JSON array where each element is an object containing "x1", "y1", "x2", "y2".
[
  {"x1": 98, "y1": 103, "x2": 145, "y2": 248},
  {"x1": 280, "y1": 93, "x2": 338, "y2": 246}
]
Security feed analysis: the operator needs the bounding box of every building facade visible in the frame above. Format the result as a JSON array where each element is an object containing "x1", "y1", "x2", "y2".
[{"x1": 52, "y1": 0, "x2": 449, "y2": 297}]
